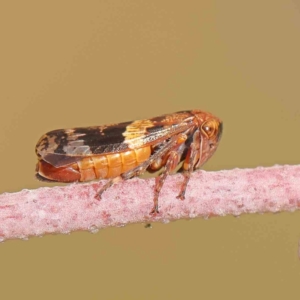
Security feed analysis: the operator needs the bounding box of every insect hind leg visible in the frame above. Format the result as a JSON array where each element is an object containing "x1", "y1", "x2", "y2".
[{"x1": 96, "y1": 176, "x2": 122, "y2": 200}]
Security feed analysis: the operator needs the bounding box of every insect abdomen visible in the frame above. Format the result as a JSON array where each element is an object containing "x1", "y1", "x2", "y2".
[{"x1": 37, "y1": 146, "x2": 151, "y2": 182}]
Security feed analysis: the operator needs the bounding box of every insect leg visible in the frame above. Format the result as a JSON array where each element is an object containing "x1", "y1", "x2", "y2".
[
  {"x1": 121, "y1": 134, "x2": 186, "y2": 180},
  {"x1": 151, "y1": 150, "x2": 181, "y2": 214},
  {"x1": 96, "y1": 176, "x2": 123, "y2": 200},
  {"x1": 177, "y1": 130, "x2": 200, "y2": 200},
  {"x1": 96, "y1": 135, "x2": 182, "y2": 200}
]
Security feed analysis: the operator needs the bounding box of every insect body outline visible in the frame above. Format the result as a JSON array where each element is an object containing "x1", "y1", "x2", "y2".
[{"x1": 35, "y1": 110, "x2": 223, "y2": 214}]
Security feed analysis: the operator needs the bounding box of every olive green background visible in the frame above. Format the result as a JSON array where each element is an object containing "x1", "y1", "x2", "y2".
[{"x1": 1, "y1": 1, "x2": 300, "y2": 299}]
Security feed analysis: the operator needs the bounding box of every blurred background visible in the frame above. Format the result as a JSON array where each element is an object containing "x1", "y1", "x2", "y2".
[{"x1": 1, "y1": 1, "x2": 300, "y2": 299}]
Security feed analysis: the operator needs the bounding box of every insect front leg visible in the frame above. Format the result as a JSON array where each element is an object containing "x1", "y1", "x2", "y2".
[
  {"x1": 176, "y1": 145, "x2": 197, "y2": 200},
  {"x1": 177, "y1": 130, "x2": 200, "y2": 200}
]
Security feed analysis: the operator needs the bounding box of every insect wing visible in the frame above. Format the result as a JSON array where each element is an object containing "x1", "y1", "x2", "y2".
[{"x1": 36, "y1": 114, "x2": 195, "y2": 168}]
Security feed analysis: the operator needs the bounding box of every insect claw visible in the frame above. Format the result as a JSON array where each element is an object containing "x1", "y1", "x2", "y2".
[
  {"x1": 95, "y1": 185, "x2": 109, "y2": 201},
  {"x1": 94, "y1": 192, "x2": 102, "y2": 201},
  {"x1": 176, "y1": 193, "x2": 185, "y2": 200},
  {"x1": 150, "y1": 205, "x2": 159, "y2": 215}
]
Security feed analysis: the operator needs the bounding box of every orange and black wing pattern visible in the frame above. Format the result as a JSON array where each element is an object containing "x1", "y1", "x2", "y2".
[{"x1": 36, "y1": 111, "x2": 195, "y2": 168}]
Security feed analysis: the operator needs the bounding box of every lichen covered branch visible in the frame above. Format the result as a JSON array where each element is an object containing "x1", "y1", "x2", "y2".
[{"x1": 0, "y1": 165, "x2": 299, "y2": 241}]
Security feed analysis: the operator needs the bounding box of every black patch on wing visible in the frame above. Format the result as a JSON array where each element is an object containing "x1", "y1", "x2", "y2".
[
  {"x1": 93, "y1": 124, "x2": 130, "y2": 153},
  {"x1": 37, "y1": 121, "x2": 138, "y2": 159},
  {"x1": 146, "y1": 125, "x2": 165, "y2": 134},
  {"x1": 50, "y1": 130, "x2": 70, "y2": 154}
]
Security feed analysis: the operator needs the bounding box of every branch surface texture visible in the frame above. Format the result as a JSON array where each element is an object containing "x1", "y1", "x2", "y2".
[{"x1": 0, "y1": 165, "x2": 299, "y2": 241}]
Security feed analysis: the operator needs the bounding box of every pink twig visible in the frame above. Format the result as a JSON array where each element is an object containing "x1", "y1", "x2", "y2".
[{"x1": 0, "y1": 165, "x2": 299, "y2": 241}]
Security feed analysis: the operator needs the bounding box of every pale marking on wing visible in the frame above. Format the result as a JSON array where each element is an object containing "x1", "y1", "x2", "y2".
[
  {"x1": 123, "y1": 120, "x2": 155, "y2": 148},
  {"x1": 63, "y1": 140, "x2": 92, "y2": 155},
  {"x1": 123, "y1": 119, "x2": 193, "y2": 149}
]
